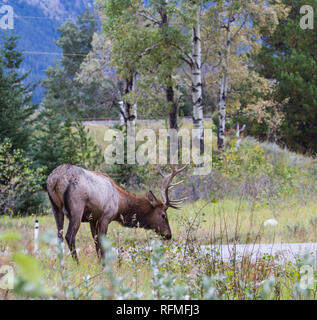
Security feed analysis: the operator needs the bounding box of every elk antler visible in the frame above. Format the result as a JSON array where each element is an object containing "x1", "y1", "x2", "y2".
[{"x1": 157, "y1": 163, "x2": 188, "y2": 209}]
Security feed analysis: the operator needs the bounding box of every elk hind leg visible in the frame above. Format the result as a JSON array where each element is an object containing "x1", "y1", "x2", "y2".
[
  {"x1": 65, "y1": 217, "x2": 82, "y2": 264},
  {"x1": 65, "y1": 202, "x2": 84, "y2": 264},
  {"x1": 49, "y1": 193, "x2": 64, "y2": 244}
]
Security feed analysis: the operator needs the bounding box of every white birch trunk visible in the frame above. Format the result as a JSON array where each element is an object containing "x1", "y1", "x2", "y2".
[
  {"x1": 132, "y1": 73, "x2": 138, "y2": 121},
  {"x1": 218, "y1": 76, "x2": 226, "y2": 150},
  {"x1": 217, "y1": 14, "x2": 231, "y2": 151},
  {"x1": 192, "y1": 9, "x2": 204, "y2": 155},
  {"x1": 236, "y1": 123, "x2": 246, "y2": 149},
  {"x1": 119, "y1": 100, "x2": 126, "y2": 126},
  {"x1": 119, "y1": 78, "x2": 136, "y2": 129}
]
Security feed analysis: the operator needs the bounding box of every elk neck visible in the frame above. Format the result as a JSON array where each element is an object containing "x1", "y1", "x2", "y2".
[
  {"x1": 115, "y1": 188, "x2": 153, "y2": 228},
  {"x1": 94, "y1": 170, "x2": 155, "y2": 228}
]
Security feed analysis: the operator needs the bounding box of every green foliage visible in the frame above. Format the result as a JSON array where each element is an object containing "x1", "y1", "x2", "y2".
[
  {"x1": 57, "y1": 10, "x2": 97, "y2": 76},
  {"x1": 1, "y1": 225, "x2": 316, "y2": 300},
  {"x1": 106, "y1": 124, "x2": 147, "y2": 186},
  {"x1": 99, "y1": 0, "x2": 193, "y2": 121},
  {"x1": 13, "y1": 252, "x2": 52, "y2": 298},
  {"x1": 212, "y1": 137, "x2": 300, "y2": 201},
  {"x1": 32, "y1": 110, "x2": 103, "y2": 179},
  {"x1": 150, "y1": 240, "x2": 189, "y2": 299},
  {"x1": 257, "y1": 0, "x2": 317, "y2": 154},
  {"x1": 98, "y1": 236, "x2": 136, "y2": 299},
  {"x1": 218, "y1": 140, "x2": 269, "y2": 177},
  {"x1": 1, "y1": 188, "x2": 317, "y2": 300},
  {"x1": 0, "y1": 34, "x2": 37, "y2": 152},
  {"x1": 0, "y1": 139, "x2": 46, "y2": 216},
  {"x1": 42, "y1": 9, "x2": 114, "y2": 118}
]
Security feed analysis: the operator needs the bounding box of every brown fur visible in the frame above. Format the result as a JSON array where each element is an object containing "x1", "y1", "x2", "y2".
[{"x1": 47, "y1": 164, "x2": 171, "y2": 264}]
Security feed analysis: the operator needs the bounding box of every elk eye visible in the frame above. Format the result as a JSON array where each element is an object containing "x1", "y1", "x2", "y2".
[{"x1": 161, "y1": 213, "x2": 166, "y2": 219}]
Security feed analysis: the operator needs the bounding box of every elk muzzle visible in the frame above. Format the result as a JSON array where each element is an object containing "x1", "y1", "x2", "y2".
[
  {"x1": 162, "y1": 232, "x2": 172, "y2": 240},
  {"x1": 157, "y1": 227, "x2": 172, "y2": 240}
]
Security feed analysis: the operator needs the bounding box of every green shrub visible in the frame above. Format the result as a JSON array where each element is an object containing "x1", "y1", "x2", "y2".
[
  {"x1": 0, "y1": 139, "x2": 46, "y2": 215},
  {"x1": 105, "y1": 124, "x2": 148, "y2": 187},
  {"x1": 221, "y1": 139, "x2": 269, "y2": 177},
  {"x1": 211, "y1": 138, "x2": 302, "y2": 202},
  {"x1": 33, "y1": 114, "x2": 103, "y2": 179}
]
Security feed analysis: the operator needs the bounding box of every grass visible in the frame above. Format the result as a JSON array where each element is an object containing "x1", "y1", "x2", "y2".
[
  {"x1": 0, "y1": 196, "x2": 316, "y2": 300},
  {"x1": 1, "y1": 123, "x2": 317, "y2": 299},
  {"x1": 2, "y1": 197, "x2": 316, "y2": 248},
  {"x1": 86, "y1": 119, "x2": 215, "y2": 156}
]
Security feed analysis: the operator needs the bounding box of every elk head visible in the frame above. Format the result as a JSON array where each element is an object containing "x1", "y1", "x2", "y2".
[{"x1": 144, "y1": 164, "x2": 188, "y2": 240}]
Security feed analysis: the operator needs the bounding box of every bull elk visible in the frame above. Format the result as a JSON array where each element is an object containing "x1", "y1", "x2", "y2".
[{"x1": 47, "y1": 163, "x2": 188, "y2": 263}]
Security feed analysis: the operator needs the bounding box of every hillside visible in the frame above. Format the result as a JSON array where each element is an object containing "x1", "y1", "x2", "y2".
[{"x1": 0, "y1": 0, "x2": 95, "y2": 103}]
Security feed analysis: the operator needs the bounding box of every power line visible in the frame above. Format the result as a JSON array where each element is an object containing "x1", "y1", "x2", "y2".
[
  {"x1": 13, "y1": 15, "x2": 97, "y2": 22},
  {"x1": 16, "y1": 15, "x2": 76, "y2": 20},
  {"x1": 23, "y1": 51, "x2": 87, "y2": 57},
  {"x1": 0, "y1": 2, "x2": 97, "y2": 22},
  {"x1": 0, "y1": 11, "x2": 97, "y2": 57}
]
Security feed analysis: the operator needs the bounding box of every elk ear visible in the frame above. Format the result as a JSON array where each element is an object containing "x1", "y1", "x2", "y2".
[{"x1": 146, "y1": 191, "x2": 158, "y2": 207}]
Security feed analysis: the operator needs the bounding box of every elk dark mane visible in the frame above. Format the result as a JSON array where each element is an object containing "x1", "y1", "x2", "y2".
[{"x1": 94, "y1": 171, "x2": 161, "y2": 227}]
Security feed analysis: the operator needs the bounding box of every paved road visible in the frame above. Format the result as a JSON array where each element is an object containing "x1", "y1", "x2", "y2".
[
  {"x1": 200, "y1": 242, "x2": 317, "y2": 265},
  {"x1": 2, "y1": 241, "x2": 316, "y2": 266},
  {"x1": 112, "y1": 242, "x2": 317, "y2": 266}
]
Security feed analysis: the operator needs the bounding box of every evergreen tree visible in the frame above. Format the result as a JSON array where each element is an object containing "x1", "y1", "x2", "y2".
[
  {"x1": 35, "y1": 9, "x2": 104, "y2": 178},
  {"x1": 0, "y1": 34, "x2": 37, "y2": 152},
  {"x1": 42, "y1": 9, "x2": 104, "y2": 118},
  {"x1": 0, "y1": 139, "x2": 45, "y2": 216},
  {"x1": 257, "y1": 0, "x2": 317, "y2": 154},
  {"x1": 32, "y1": 107, "x2": 103, "y2": 179}
]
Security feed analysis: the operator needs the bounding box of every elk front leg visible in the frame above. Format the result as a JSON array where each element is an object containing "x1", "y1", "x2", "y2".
[
  {"x1": 89, "y1": 220, "x2": 101, "y2": 259},
  {"x1": 97, "y1": 218, "x2": 110, "y2": 263}
]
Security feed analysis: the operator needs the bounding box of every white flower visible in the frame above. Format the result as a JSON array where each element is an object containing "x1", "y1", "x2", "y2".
[{"x1": 264, "y1": 219, "x2": 278, "y2": 227}]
